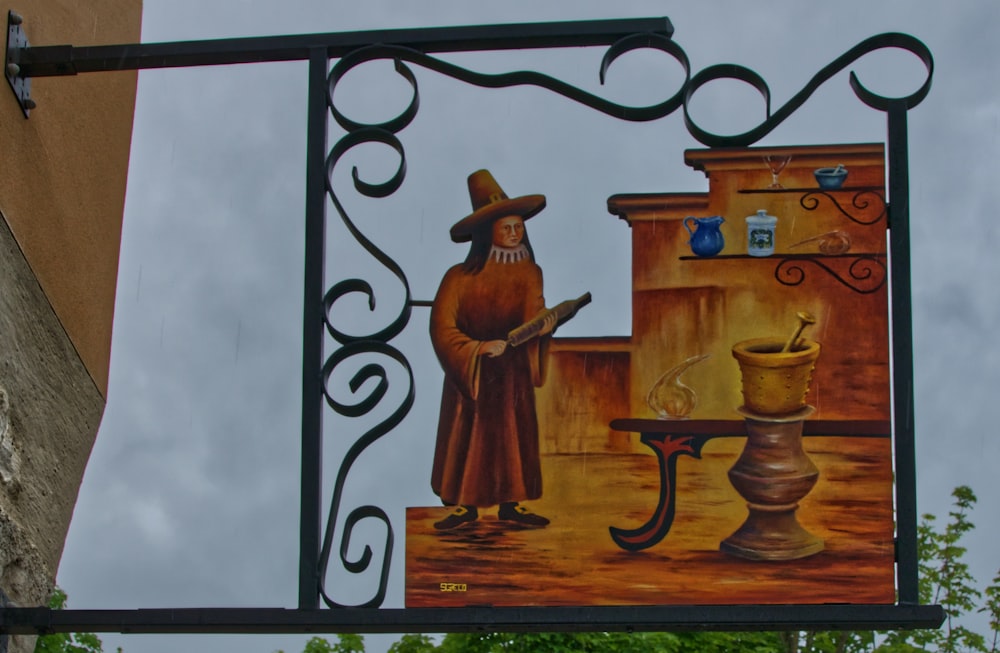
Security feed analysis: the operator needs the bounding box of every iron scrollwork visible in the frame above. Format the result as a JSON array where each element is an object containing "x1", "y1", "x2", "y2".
[
  {"x1": 314, "y1": 28, "x2": 932, "y2": 608},
  {"x1": 800, "y1": 189, "x2": 887, "y2": 225},
  {"x1": 0, "y1": 10, "x2": 940, "y2": 630},
  {"x1": 315, "y1": 31, "x2": 692, "y2": 608},
  {"x1": 683, "y1": 32, "x2": 933, "y2": 147},
  {"x1": 775, "y1": 254, "x2": 888, "y2": 294},
  {"x1": 315, "y1": 86, "x2": 413, "y2": 607}
]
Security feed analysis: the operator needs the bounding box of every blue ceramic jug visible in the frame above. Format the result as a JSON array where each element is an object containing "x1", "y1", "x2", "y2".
[{"x1": 684, "y1": 216, "x2": 726, "y2": 257}]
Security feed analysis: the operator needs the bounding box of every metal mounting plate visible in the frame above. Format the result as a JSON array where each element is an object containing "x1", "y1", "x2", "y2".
[{"x1": 5, "y1": 11, "x2": 31, "y2": 117}]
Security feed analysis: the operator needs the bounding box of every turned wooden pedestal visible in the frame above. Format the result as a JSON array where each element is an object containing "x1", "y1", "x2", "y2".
[{"x1": 721, "y1": 406, "x2": 824, "y2": 560}]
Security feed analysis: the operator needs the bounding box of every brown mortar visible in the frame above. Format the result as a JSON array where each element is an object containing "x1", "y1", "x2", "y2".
[{"x1": 732, "y1": 338, "x2": 821, "y2": 415}]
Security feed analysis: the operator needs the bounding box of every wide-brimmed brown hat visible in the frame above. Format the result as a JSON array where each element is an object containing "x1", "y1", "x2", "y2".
[{"x1": 449, "y1": 169, "x2": 546, "y2": 243}]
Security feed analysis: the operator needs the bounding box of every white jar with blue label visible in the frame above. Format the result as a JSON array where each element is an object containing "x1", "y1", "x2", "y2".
[{"x1": 746, "y1": 209, "x2": 778, "y2": 257}]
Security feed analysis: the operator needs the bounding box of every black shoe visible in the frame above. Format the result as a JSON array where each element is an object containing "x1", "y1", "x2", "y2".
[
  {"x1": 434, "y1": 505, "x2": 478, "y2": 530},
  {"x1": 498, "y1": 502, "x2": 549, "y2": 527}
]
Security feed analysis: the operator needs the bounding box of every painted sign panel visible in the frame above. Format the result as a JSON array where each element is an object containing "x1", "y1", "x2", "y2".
[{"x1": 405, "y1": 142, "x2": 894, "y2": 608}]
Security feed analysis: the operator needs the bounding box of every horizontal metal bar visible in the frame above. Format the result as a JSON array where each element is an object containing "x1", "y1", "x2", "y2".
[
  {"x1": 15, "y1": 17, "x2": 673, "y2": 77},
  {"x1": 0, "y1": 604, "x2": 943, "y2": 635}
]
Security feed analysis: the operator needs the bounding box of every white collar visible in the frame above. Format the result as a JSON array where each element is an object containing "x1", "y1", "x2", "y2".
[{"x1": 489, "y1": 244, "x2": 529, "y2": 263}]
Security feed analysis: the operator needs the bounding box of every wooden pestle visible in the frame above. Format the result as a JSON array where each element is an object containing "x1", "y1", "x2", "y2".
[{"x1": 781, "y1": 311, "x2": 816, "y2": 353}]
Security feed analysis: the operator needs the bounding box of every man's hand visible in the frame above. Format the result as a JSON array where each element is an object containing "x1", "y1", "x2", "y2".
[
  {"x1": 538, "y1": 312, "x2": 558, "y2": 336},
  {"x1": 481, "y1": 339, "x2": 508, "y2": 358}
]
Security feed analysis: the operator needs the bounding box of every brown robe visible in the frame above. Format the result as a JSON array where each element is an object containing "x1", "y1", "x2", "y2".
[{"x1": 429, "y1": 252, "x2": 549, "y2": 507}]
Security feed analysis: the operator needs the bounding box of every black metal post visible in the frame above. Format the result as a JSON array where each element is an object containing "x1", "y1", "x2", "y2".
[
  {"x1": 887, "y1": 99, "x2": 918, "y2": 605},
  {"x1": 298, "y1": 46, "x2": 328, "y2": 610}
]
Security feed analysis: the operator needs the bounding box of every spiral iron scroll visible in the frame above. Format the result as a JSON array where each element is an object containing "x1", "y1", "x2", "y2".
[
  {"x1": 683, "y1": 32, "x2": 933, "y2": 146},
  {"x1": 775, "y1": 255, "x2": 888, "y2": 294},
  {"x1": 800, "y1": 190, "x2": 887, "y2": 225},
  {"x1": 315, "y1": 29, "x2": 932, "y2": 608}
]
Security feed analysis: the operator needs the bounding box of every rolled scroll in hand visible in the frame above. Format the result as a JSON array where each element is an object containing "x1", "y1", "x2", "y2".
[{"x1": 506, "y1": 292, "x2": 592, "y2": 347}]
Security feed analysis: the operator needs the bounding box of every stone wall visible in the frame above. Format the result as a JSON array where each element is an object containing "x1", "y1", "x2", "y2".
[{"x1": 0, "y1": 213, "x2": 105, "y2": 652}]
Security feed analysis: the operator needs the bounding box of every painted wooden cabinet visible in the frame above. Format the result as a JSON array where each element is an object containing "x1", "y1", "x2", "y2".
[{"x1": 538, "y1": 143, "x2": 889, "y2": 453}]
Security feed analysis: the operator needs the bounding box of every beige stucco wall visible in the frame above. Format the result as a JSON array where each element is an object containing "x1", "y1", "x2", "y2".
[
  {"x1": 1, "y1": 2, "x2": 141, "y2": 651},
  {"x1": 1, "y1": 0, "x2": 142, "y2": 397}
]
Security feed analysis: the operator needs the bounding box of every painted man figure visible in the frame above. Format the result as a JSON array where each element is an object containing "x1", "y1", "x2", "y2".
[{"x1": 429, "y1": 169, "x2": 557, "y2": 530}]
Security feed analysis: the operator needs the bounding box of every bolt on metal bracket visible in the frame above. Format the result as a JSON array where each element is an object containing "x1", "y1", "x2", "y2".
[{"x1": 5, "y1": 10, "x2": 33, "y2": 117}]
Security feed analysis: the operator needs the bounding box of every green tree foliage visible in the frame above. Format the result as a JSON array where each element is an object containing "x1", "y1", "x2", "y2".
[
  {"x1": 302, "y1": 634, "x2": 366, "y2": 653},
  {"x1": 306, "y1": 485, "x2": 999, "y2": 653},
  {"x1": 32, "y1": 587, "x2": 110, "y2": 653},
  {"x1": 982, "y1": 570, "x2": 1000, "y2": 653},
  {"x1": 275, "y1": 635, "x2": 366, "y2": 653},
  {"x1": 386, "y1": 634, "x2": 437, "y2": 653},
  {"x1": 439, "y1": 631, "x2": 790, "y2": 652},
  {"x1": 878, "y1": 486, "x2": 997, "y2": 653}
]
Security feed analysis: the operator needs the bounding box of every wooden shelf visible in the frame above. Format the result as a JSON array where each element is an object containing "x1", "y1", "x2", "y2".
[
  {"x1": 679, "y1": 253, "x2": 885, "y2": 261},
  {"x1": 736, "y1": 186, "x2": 887, "y2": 225},
  {"x1": 737, "y1": 185, "x2": 883, "y2": 194}
]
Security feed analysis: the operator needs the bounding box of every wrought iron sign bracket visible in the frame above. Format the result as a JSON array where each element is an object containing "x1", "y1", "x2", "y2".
[
  {"x1": 1, "y1": 6, "x2": 943, "y2": 636},
  {"x1": 4, "y1": 11, "x2": 32, "y2": 117},
  {"x1": 3, "y1": 10, "x2": 673, "y2": 113}
]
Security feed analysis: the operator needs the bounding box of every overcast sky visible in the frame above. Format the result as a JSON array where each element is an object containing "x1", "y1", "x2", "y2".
[{"x1": 51, "y1": 1, "x2": 1000, "y2": 652}]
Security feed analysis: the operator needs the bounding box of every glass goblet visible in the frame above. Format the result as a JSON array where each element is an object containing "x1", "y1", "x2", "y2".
[{"x1": 764, "y1": 155, "x2": 792, "y2": 189}]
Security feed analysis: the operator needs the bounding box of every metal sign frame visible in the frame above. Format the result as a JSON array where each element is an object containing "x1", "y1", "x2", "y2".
[{"x1": 2, "y1": 9, "x2": 941, "y2": 635}]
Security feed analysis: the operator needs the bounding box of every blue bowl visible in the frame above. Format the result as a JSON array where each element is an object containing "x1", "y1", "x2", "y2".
[{"x1": 814, "y1": 167, "x2": 848, "y2": 189}]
